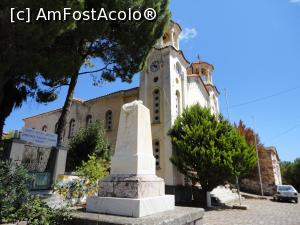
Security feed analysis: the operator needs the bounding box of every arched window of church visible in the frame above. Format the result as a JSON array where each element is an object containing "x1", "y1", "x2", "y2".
[
  {"x1": 153, "y1": 89, "x2": 160, "y2": 123},
  {"x1": 86, "y1": 114, "x2": 92, "y2": 127},
  {"x1": 42, "y1": 125, "x2": 47, "y2": 132},
  {"x1": 68, "y1": 119, "x2": 75, "y2": 138},
  {"x1": 153, "y1": 140, "x2": 160, "y2": 169},
  {"x1": 105, "y1": 110, "x2": 113, "y2": 131},
  {"x1": 175, "y1": 91, "x2": 181, "y2": 116}
]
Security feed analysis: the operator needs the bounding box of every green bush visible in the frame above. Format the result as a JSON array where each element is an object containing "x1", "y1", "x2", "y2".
[
  {"x1": 0, "y1": 160, "x2": 71, "y2": 224},
  {"x1": 76, "y1": 154, "x2": 109, "y2": 196},
  {"x1": 0, "y1": 160, "x2": 32, "y2": 222},
  {"x1": 66, "y1": 121, "x2": 110, "y2": 172},
  {"x1": 16, "y1": 196, "x2": 71, "y2": 225},
  {"x1": 54, "y1": 154, "x2": 109, "y2": 200}
]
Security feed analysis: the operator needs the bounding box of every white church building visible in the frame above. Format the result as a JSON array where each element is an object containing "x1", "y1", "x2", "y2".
[{"x1": 23, "y1": 21, "x2": 220, "y2": 193}]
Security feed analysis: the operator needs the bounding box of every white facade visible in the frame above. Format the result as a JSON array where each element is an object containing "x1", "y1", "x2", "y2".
[
  {"x1": 23, "y1": 21, "x2": 220, "y2": 187},
  {"x1": 139, "y1": 21, "x2": 219, "y2": 185}
]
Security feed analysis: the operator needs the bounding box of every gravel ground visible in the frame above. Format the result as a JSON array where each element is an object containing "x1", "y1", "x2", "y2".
[{"x1": 203, "y1": 198, "x2": 300, "y2": 225}]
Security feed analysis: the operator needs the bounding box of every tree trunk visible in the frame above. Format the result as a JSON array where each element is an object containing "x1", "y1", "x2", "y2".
[
  {"x1": 0, "y1": 95, "x2": 5, "y2": 141},
  {"x1": 0, "y1": 75, "x2": 11, "y2": 104},
  {"x1": 0, "y1": 115, "x2": 5, "y2": 141},
  {"x1": 0, "y1": 79, "x2": 18, "y2": 141},
  {"x1": 56, "y1": 72, "x2": 79, "y2": 147},
  {"x1": 236, "y1": 176, "x2": 242, "y2": 205}
]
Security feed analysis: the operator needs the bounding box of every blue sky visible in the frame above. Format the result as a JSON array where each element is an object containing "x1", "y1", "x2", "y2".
[{"x1": 4, "y1": 0, "x2": 300, "y2": 161}]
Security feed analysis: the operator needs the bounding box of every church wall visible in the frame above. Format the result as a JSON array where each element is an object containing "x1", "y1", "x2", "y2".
[
  {"x1": 162, "y1": 53, "x2": 176, "y2": 185},
  {"x1": 168, "y1": 54, "x2": 186, "y2": 186},
  {"x1": 140, "y1": 46, "x2": 215, "y2": 187},
  {"x1": 24, "y1": 111, "x2": 61, "y2": 133},
  {"x1": 187, "y1": 77, "x2": 209, "y2": 107},
  {"x1": 140, "y1": 49, "x2": 168, "y2": 182},
  {"x1": 86, "y1": 89, "x2": 138, "y2": 153},
  {"x1": 24, "y1": 101, "x2": 89, "y2": 143},
  {"x1": 23, "y1": 89, "x2": 139, "y2": 155},
  {"x1": 67, "y1": 101, "x2": 89, "y2": 134}
]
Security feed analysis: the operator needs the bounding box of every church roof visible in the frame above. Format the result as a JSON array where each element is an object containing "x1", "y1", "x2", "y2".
[
  {"x1": 72, "y1": 97, "x2": 85, "y2": 103},
  {"x1": 205, "y1": 83, "x2": 220, "y2": 95},
  {"x1": 85, "y1": 87, "x2": 139, "y2": 103}
]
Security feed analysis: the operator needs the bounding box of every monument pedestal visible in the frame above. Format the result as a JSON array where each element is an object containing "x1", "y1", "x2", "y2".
[
  {"x1": 87, "y1": 195, "x2": 174, "y2": 218},
  {"x1": 88, "y1": 174, "x2": 175, "y2": 217},
  {"x1": 86, "y1": 101, "x2": 175, "y2": 218}
]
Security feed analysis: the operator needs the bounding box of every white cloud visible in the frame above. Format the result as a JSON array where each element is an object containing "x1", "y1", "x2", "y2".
[
  {"x1": 290, "y1": 0, "x2": 300, "y2": 3},
  {"x1": 179, "y1": 28, "x2": 198, "y2": 41}
]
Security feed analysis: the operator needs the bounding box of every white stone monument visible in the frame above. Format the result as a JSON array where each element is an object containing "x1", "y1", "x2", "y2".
[{"x1": 86, "y1": 100, "x2": 174, "y2": 217}]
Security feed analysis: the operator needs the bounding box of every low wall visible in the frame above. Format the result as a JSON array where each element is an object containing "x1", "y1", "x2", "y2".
[{"x1": 240, "y1": 178, "x2": 275, "y2": 196}]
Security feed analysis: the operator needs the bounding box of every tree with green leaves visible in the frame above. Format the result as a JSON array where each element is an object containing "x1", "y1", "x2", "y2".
[
  {"x1": 54, "y1": 0, "x2": 171, "y2": 146},
  {"x1": 66, "y1": 121, "x2": 110, "y2": 172},
  {"x1": 281, "y1": 158, "x2": 300, "y2": 192},
  {"x1": 0, "y1": 0, "x2": 83, "y2": 139},
  {"x1": 168, "y1": 105, "x2": 257, "y2": 206}
]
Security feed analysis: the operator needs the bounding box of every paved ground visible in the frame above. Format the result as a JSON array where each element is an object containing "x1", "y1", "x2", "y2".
[{"x1": 203, "y1": 198, "x2": 300, "y2": 225}]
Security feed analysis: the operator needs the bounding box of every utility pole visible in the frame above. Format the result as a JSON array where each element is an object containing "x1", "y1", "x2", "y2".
[{"x1": 252, "y1": 116, "x2": 264, "y2": 196}]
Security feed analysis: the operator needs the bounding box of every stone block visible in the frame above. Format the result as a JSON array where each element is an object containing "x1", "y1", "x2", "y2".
[
  {"x1": 98, "y1": 174, "x2": 165, "y2": 198},
  {"x1": 86, "y1": 195, "x2": 175, "y2": 218}
]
